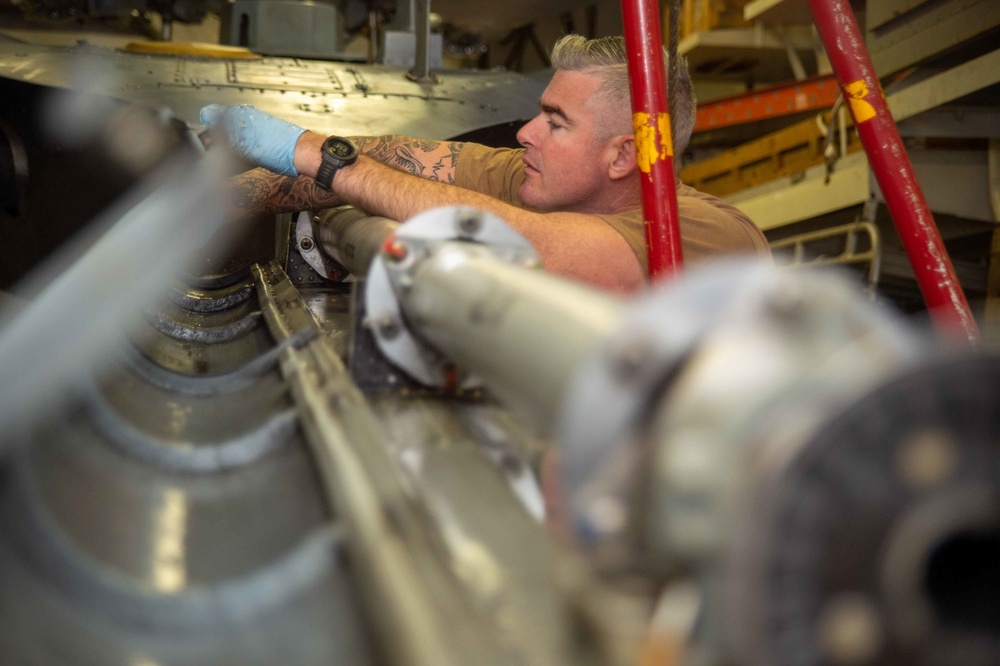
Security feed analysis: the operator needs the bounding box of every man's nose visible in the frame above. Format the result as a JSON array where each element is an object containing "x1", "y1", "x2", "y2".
[{"x1": 516, "y1": 116, "x2": 538, "y2": 147}]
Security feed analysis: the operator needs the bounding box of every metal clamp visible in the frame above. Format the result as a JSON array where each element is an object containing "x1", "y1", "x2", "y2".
[
  {"x1": 364, "y1": 206, "x2": 539, "y2": 388},
  {"x1": 295, "y1": 211, "x2": 348, "y2": 281}
]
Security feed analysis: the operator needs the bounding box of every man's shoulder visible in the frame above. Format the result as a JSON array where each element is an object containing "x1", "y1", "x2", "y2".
[
  {"x1": 598, "y1": 186, "x2": 770, "y2": 266},
  {"x1": 675, "y1": 184, "x2": 771, "y2": 261},
  {"x1": 676, "y1": 183, "x2": 754, "y2": 225}
]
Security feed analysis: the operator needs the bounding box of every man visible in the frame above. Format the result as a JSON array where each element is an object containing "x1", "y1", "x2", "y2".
[{"x1": 202, "y1": 35, "x2": 769, "y2": 294}]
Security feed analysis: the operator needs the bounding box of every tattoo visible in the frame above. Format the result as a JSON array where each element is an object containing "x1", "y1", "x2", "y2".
[
  {"x1": 231, "y1": 175, "x2": 271, "y2": 210},
  {"x1": 431, "y1": 158, "x2": 451, "y2": 183},
  {"x1": 354, "y1": 135, "x2": 394, "y2": 162},
  {"x1": 229, "y1": 168, "x2": 342, "y2": 218},
  {"x1": 412, "y1": 138, "x2": 440, "y2": 152},
  {"x1": 351, "y1": 134, "x2": 465, "y2": 183},
  {"x1": 392, "y1": 145, "x2": 424, "y2": 176},
  {"x1": 431, "y1": 142, "x2": 464, "y2": 183}
]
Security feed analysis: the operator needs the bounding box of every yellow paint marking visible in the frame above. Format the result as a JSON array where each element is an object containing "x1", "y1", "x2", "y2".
[
  {"x1": 633, "y1": 111, "x2": 674, "y2": 173},
  {"x1": 122, "y1": 41, "x2": 260, "y2": 59},
  {"x1": 844, "y1": 79, "x2": 877, "y2": 123},
  {"x1": 658, "y1": 113, "x2": 674, "y2": 159}
]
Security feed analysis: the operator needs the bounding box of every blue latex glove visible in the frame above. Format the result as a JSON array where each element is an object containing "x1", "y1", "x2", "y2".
[{"x1": 199, "y1": 104, "x2": 307, "y2": 177}]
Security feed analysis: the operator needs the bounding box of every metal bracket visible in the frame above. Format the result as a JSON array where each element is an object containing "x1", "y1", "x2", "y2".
[
  {"x1": 294, "y1": 211, "x2": 348, "y2": 282},
  {"x1": 363, "y1": 206, "x2": 538, "y2": 389}
]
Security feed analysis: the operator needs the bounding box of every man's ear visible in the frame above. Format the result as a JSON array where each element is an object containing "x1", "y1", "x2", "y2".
[{"x1": 607, "y1": 134, "x2": 637, "y2": 181}]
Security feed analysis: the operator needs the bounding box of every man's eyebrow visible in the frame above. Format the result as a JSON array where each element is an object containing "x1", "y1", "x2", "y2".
[{"x1": 540, "y1": 102, "x2": 572, "y2": 124}]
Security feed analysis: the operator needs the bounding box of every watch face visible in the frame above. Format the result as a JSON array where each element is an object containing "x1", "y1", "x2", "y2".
[
  {"x1": 325, "y1": 138, "x2": 356, "y2": 159},
  {"x1": 317, "y1": 137, "x2": 357, "y2": 190}
]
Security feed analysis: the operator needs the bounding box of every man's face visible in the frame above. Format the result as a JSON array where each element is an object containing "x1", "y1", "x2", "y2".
[{"x1": 516, "y1": 70, "x2": 614, "y2": 213}]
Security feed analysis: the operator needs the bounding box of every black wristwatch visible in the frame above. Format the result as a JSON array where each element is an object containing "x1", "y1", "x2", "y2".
[{"x1": 315, "y1": 136, "x2": 358, "y2": 190}]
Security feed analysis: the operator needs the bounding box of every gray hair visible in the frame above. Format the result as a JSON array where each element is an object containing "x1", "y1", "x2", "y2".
[{"x1": 550, "y1": 34, "x2": 696, "y2": 158}]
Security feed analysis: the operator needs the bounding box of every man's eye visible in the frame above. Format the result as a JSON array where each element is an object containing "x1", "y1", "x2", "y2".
[{"x1": 547, "y1": 119, "x2": 563, "y2": 130}]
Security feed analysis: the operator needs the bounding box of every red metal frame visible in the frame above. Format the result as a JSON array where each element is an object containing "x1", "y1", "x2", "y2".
[
  {"x1": 810, "y1": 0, "x2": 980, "y2": 343},
  {"x1": 622, "y1": 0, "x2": 684, "y2": 279},
  {"x1": 694, "y1": 75, "x2": 840, "y2": 133}
]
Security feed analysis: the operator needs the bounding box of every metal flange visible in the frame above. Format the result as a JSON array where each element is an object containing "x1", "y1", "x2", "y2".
[{"x1": 364, "y1": 206, "x2": 539, "y2": 388}]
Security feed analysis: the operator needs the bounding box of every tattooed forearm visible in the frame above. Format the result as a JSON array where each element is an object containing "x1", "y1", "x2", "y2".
[
  {"x1": 350, "y1": 134, "x2": 466, "y2": 183},
  {"x1": 227, "y1": 168, "x2": 342, "y2": 219}
]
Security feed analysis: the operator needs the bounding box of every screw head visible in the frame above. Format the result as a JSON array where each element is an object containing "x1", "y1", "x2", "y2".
[
  {"x1": 456, "y1": 211, "x2": 483, "y2": 237},
  {"x1": 376, "y1": 314, "x2": 401, "y2": 340},
  {"x1": 299, "y1": 236, "x2": 315, "y2": 252}
]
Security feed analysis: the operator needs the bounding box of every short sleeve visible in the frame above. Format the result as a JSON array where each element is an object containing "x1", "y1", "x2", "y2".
[{"x1": 454, "y1": 143, "x2": 527, "y2": 206}]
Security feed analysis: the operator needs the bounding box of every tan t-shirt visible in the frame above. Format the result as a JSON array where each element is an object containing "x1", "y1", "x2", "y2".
[{"x1": 454, "y1": 143, "x2": 770, "y2": 274}]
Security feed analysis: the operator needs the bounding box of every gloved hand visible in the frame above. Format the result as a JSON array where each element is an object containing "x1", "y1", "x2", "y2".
[{"x1": 199, "y1": 104, "x2": 307, "y2": 177}]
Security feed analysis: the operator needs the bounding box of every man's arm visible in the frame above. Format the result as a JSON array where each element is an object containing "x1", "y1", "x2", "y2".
[
  {"x1": 294, "y1": 131, "x2": 644, "y2": 294},
  {"x1": 202, "y1": 105, "x2": 644, "y2": 293},
  {"x1": 225, "y1": 134, "x2": 465, "y2": 221}
]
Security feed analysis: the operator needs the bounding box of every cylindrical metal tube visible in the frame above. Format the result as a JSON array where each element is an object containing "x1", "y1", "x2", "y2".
[
  {"x1": 408, "y1": 0, "x2": 436, "y2": 83},
  {"x1": 403, "y1": 243, "x2": 624, "y2": 433},
  {"x1": 316, "y1": 207, "x2": 399, "y2": 277},
  {"x1": 621, "y1": 0, "x2": 684, "y2": 280},
  {"x1": 809, "y1": 0, "x2": 979, "y2": 343}
]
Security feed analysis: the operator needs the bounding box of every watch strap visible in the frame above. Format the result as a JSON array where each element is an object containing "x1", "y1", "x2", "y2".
[
  {"x1": 315, "y1": 136, "x2": 358, "y2": 191},
  {"x1": 316, "y1": 159, "x2": 337, "y2": 191}
]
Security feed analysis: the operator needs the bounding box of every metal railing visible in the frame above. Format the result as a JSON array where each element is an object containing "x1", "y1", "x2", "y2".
[{"x1": 770, "y1": 220, "x2": 882, "y2": 294}]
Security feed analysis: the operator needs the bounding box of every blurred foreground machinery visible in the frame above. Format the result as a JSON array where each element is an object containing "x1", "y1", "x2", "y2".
[
  {"x1": 351, "y1": 206, "x2": 1000, "y2": 666},
  {"x1": 0, "y1": 38, "x2": 999, "y2": 666}
]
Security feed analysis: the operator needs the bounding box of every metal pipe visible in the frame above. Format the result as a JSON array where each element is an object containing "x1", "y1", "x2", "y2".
[
  {"x1": 367, "y1": 8, "x2": 378, "y2": 65},
  {"x1": 407, "y1": 0, "x2": 437, "y2": 84},
  {"x1": 253, "y1": 262, "x2": 467, "y2": 666},
  {"x1": 621, "y1": 0, "x2": 684, "y2": 280},
  {"x1": 0, "y1": 149, "x2": 231, "y2": 441},
  {"x1": 403, "y1": 243, "x2": 624, "y2": 433},
  {"x1": 809, "y1": 0, "x2": 980, "y2": 343},
  {"x1": 316, "y1": 207, "x2": 399, "y2": 276}
]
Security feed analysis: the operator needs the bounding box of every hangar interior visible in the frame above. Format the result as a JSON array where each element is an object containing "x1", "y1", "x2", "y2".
[{"x1": 0, "y1": 0, "x2": 998, "y2": 664}]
